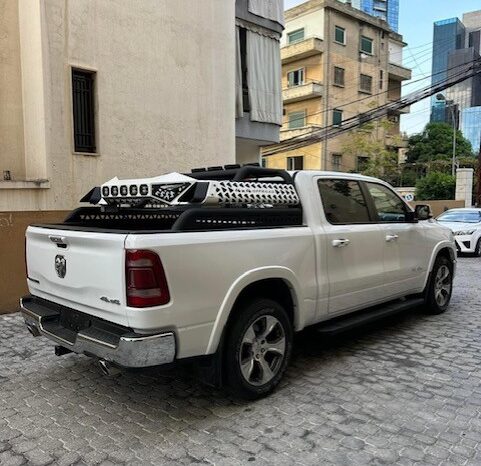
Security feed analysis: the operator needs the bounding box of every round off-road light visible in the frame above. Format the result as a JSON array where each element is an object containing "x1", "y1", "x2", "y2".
[
  {"x1": 111, "y1": 186, "x2": 119, "y2": 196},
  {"x1": 102, "y1": 186, "x2": 110, "y2": 197},
  {"x1": 130, "y1": 185, "x2": 138, "y2": 196},
  {"x1": 140, "y1": 184, "x2": 149, "y2": 196},
  {"x1": 120, "y1": 185, "x2": 128, "y2": 196}
]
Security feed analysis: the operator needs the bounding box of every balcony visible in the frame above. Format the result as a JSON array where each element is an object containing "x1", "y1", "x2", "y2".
[
  {"x1": 388, "y1": 62, "x2": 412, "y2": 81},
  {"x1": 279, "y1": 125, "x2": 323, "y2": 142},
  {"x1": 281, "y1": 37, "x2": 323, "y2": 65},
  {"x1": 385, "y1": 134, "x2": 408, "y2": 148},
  {"x1": 283, "y1": 82, "x2": 323, "y2": 104}
]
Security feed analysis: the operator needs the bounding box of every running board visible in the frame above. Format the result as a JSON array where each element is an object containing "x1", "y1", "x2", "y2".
[{"x1": 315, "y1": 298, "x2": 425, "y2": 335}]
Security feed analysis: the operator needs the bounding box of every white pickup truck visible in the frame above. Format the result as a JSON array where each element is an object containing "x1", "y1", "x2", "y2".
[{"x1": 21, "y1": 166, "x2": 456, "y2": 399}]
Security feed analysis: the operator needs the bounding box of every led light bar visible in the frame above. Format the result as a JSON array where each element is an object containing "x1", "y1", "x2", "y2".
[{"x1": 99, "y1": 172, "x2": 300, "y2": 207}]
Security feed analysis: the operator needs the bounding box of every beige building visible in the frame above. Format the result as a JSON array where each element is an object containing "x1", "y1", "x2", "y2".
[
  {"x1": 0, "y1": 0, "x2": 284, "y2": 312},
  {"x1": 0, "y1": 0, "x2": 284, "y2": 212},
  {"x1": 264, "y1": 0, "x2": 411, "y2": 172}
]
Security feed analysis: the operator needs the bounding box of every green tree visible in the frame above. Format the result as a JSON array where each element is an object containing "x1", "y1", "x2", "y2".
[
  {"x1": 342, "y1": 120, "x2": 401, "y2": 185},
  {"x1": 406, "y1": 122, "x2": 473, "y2": 163},
  {"x1": 415, "y1": 171, "x2": 456, "y2": 200}
]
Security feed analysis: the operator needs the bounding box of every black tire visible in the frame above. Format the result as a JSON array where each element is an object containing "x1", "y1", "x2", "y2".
[
  {"x1": 474, "y1": 238, "x2": 481, "y2": 257},
  {"x1": 424, "y1": 255, "x2": 454, "y2": 315},
  {"x1": 225, "y1": 298, "x2": 293, "y2": 400}
]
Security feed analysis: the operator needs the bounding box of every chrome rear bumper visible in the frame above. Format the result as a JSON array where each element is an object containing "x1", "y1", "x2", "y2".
[{"x1": 20, "y1": 296, "x2": 176, "y2": 368}]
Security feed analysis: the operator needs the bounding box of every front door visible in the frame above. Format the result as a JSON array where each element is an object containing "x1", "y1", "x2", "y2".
[{"x1": 317, "y1": 178, "x2": 386, "y2": 316}]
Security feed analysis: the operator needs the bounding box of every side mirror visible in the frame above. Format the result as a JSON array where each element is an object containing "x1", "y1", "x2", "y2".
[{"x1": 415, "y1": 204, "x2": 433, "y2": 221}]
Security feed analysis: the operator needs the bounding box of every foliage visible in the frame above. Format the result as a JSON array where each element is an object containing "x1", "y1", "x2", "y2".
[
  {"x1": 415, "y1": 172, "x2": 456, "y2": 200},
  {"x1": 406, "y1": 123, "x2": 474, "y2": 163},
  {"x1": 342, "y1": 120, "x2": 401, "y2": 185}
]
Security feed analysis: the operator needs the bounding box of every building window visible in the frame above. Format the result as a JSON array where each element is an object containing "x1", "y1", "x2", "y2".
[
  {"x1": 333, "y1": 109, "x2": 343, "y2": 126},
  {"x1": 72, "y1": 69, "x2": 96, "y2": 153},
  {"x1": 239, "y1": 28, "x2": 250, "y2": 112},
  {"x1": 287, "y1": 156, "x2": 304, "y2": 170},
  {"x1": 360, "y1": 74, "x2": 373, "y2": 94},
  {"x1": 333, "y1": 66, "x2": 345, "y2": 87},
  {"x1": 331, "y1": 154, "x2": 342, "y2": 171},
  {"x1": 360, "y1": 36, "x2": 374, "y2": 55},
  {"x1": 261, "y1": 158, "x2": 267, "y2": 168},
  {"x1": 357, "y1": 156, "x2": 369, "y2": 171},
  {"x1": 287, "y1": 69, "x2": 305, "y2": 87},
  {"x1": 288, "y1": 111, "x2": 306, "y2": 129},
  {"x1": 287, "y1": 28, "x2": 305, "y2": 44},
  {"x1": 334, "y1": 26, "x2": 346, "y2": 45},
  {"x1": 379, "y1": 69, "x2": 384, "y2": 90}
]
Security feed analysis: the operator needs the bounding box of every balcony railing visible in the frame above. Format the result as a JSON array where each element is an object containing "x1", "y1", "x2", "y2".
[
  {"x1": 388, "y1": 62, "x2": 412, "y2": 81},
  {"x1": 281, "y1": 37, "x2": 323, "y2": 64},
  {"x1": 283, "y1": 82, "x2": 323, "y2": 104}
]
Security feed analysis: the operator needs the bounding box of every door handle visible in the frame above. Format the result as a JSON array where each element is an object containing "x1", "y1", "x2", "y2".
[
  {"x1": 386, "y1": 234, "x2": 399, "y2": 242},
  {"x1": 332, "y1": 238, "x2": 350, "y2": 248}
]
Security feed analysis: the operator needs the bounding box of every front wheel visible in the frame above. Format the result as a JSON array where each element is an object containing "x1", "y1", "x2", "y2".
[
  {"x1": 225, "y1": 298, "x2": 293, "y2": 400},
  {"x1": 424, "y1": 255, "x2": 453, "y2": 314},
  {"x1": 474, "y1": 238, "x2": 481, "y2": 257}
]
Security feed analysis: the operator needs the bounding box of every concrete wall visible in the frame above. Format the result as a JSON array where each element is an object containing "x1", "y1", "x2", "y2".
[
  {"x1": 0, "y1": 0, "x2": 26, "y2": 180},
  {"x1": 0, "y1": 211, "x2": 68, "y2": 314},
  {"x1": 0, "y1": 0, "x2": 235, "y2": 212}
]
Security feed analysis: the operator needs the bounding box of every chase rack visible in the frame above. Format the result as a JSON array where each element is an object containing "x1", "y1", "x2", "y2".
[{"x1": 71, "y1": 165, "x2": 303, "y2": 231}]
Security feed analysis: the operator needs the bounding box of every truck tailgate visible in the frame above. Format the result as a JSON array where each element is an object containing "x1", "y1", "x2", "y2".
[{"x1": 26, "y1": 226, "x2": 129, "y2": 326}]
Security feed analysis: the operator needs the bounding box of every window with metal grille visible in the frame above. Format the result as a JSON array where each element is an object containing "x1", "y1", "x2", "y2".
[
  {"x1": 357, "y1": 156, "x2": 369, "y2": 172},
  {"x1": 333, "y1": 66, "x2": 345, "y2": 87},
  {"x1": 379, "y1": 69, "x2": 384, "y2": 90},
  {"x1": 333, "y1": 109, "x2": 343, "y2": 126},
  {"x1": 331, "y1": 154, "x2": 342, "y2": 171},
  {"x1": 287, "y1": 156, "x2": 304, "y2": 170},
  {"x1": 288, "y1": 28, "x2": 305, "y2": 44},
  {"x1": 72, "y1": 69, "x2": 96, "y2": 153},
  {"x1": 360, "y1": 74, "x2": 373, "y2": 94}
]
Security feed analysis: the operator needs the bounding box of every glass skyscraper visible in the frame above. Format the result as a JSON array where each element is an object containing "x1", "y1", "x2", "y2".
[
  {"x1": 461, "y1": 107, "x2": 481, "y2": 153},
  {"x1": 339, "y1": 0, "x2": 399, "y2": 32}
]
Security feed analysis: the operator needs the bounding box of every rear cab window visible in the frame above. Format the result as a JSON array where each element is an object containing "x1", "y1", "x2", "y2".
[{"x1": 318, "y1": 179, "x2": 371, "y2": 224}]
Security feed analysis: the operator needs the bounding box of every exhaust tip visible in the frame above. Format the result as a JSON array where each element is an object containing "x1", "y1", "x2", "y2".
[{"x1": 98, "y1": 359, "x2": 121, "y2": 377}]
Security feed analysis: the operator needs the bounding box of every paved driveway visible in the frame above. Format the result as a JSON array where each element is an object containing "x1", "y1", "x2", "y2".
[{"x1": 1, "y1": 257, "x2": 481, "y2": 465}]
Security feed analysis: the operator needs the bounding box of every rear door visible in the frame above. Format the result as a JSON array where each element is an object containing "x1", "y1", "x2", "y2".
[
  {"x1": 317, "y1": 177, "x2": 386, "y2": 315},
  {"x1": 363, "y1": 182, "x2": 429, "y2": 297},
  {"x1": 26, "y1": 226, "x2": 129, "y2": 326}
]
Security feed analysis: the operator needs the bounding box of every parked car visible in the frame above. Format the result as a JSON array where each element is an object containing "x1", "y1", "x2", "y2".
[
  {"x1": 21, "y1": 167, "x2": 456, "y2": 399},
  {"x1": 437, "y1": 208, "x2": 481, "y2": 256}
]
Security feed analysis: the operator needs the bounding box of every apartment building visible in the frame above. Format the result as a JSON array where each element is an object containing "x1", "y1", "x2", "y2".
[
  {"x1": 264, "y1": 0, "x2": 411, "y2": 172},
  {"x1": 0, "y1": 0, "x2": 284, "y2": 212}
]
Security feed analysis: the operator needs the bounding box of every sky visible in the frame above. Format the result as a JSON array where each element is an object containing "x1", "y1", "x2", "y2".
[{"x1": 284, "y1": 0, "x2": 481, "y2": 135}]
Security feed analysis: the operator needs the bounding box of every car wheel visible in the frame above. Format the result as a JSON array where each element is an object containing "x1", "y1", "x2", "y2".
[
  {"x1": 225, "y1": 298, "x2": 293, "y2": 400},
  {"x1": 424, "y1": 255, "x2": 453, "y2": 315},
  {"x1": 474, "y1": 238, "x2": 481, "y2": 257}
]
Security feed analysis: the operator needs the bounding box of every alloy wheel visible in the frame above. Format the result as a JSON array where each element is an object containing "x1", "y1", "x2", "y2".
[
  {"x1": 434, "y1": 265, "x2": 452, "y2": 307},
  {"x1": 239, "y1": 314, "x2": 286, "y2": 386}
]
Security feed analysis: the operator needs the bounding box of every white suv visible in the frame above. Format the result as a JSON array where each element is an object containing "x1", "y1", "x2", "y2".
[
  {"x1": 21, "y1": 168, "x2": 457, "y2": 399},
  {"x1": 437, "y1": 208, "x2": 481, "y2": 256}
]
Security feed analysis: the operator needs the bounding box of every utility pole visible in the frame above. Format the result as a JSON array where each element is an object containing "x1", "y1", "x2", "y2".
[{"x1": 477, "y1": 133, "x2": 481, "y2": 207}]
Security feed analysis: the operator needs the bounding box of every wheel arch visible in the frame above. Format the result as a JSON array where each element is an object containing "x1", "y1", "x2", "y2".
[
  {"x1": 423, "y1": 242, "x2": 457, "y2": 290},
  {"x1": 205, "y1": 267, "x2": 302, "y2": 355}
]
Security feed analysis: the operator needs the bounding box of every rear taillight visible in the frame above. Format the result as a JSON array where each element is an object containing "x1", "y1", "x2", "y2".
[{"x1": 125, "y1": 250, "x2": 170, "y2": 308}]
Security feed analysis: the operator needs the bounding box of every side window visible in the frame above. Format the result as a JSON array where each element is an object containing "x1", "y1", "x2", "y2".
[
  {"x1": 318, "y1": 179, "x2": 371, "y2": 224},
  {"x1": 366, "y1": 183, "x2": 408, "y2": 222}
]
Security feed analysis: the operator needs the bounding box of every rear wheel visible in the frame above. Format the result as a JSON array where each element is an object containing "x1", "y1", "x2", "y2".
[
  {"x1": 424, "y1": 255, "x2": 453, "y2": 314},
  {"x1": 225, "y1": 298, "x2": 293, "y2": 400}
]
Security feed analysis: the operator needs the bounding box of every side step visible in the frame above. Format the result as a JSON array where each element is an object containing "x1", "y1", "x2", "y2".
[{"x1": 315, "y1": 297, "x2": 425, "y2": 336}]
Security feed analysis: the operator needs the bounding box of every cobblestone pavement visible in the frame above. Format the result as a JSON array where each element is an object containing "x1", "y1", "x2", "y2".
[{"x1": 1, "y1": 257, "x2": 481, "y2": 466}]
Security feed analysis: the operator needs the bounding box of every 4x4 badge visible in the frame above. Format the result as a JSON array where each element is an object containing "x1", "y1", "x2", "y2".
[{"x1": 55, "y1": 255, "x2": 67, "y2": 278}]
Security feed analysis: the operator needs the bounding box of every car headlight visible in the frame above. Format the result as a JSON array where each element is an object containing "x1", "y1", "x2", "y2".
[{"x1": 454, "y1": 230, "x2": 476, "y2": 236}]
